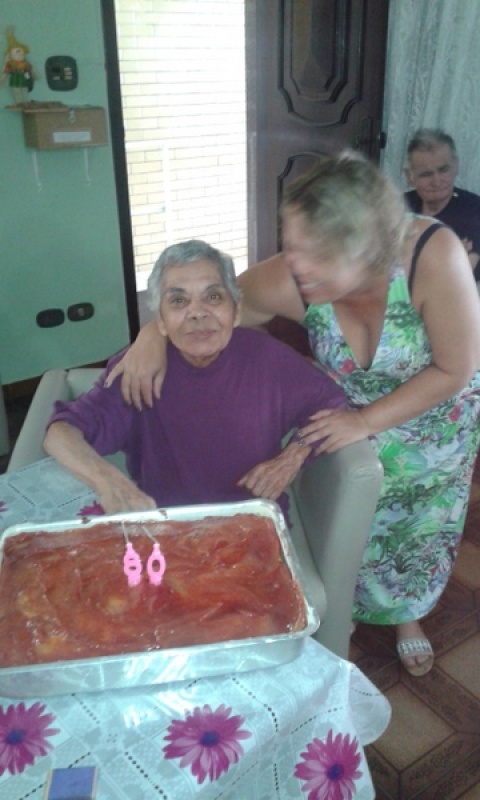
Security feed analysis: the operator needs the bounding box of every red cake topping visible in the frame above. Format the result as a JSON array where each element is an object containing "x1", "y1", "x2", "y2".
[{"x1": 0, "y1": 514, "x2": 306, "y2": 667}]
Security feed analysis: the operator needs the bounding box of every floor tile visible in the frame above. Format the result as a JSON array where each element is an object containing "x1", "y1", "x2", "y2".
[
  {"x1": 365, "y1": 744, "x2": 400, "y2": 799},
  {"x1": 464, "y1": 515, "x2": 480, "y2": 547},
  {"x1": 402, "y1": 667, "x2": 480, "y2": 733},
  {"x1": 429, "y1": 611, "x2": 479, "y2": 657},
  {"x1": 439, "y1": 577, "x2": 477, "y2": 611},
  {"x1": 468, "y1": 481, "x2": 480, "y2": 506},
  {"x1": 372, "y1": 684, "x2": 453, "y2": 771},
  {"x1": 457, "y1": 779, "x2": 480, "y2": 799},
  {"x1": 453, "y1": 541, "x2": 480, "y2": 590},
  {"x1": 412, "y1": 744, "x2": 480, "y2": 799},
  {"x1": 401, "y1": 734, "x2": 480, "y2": 799},
  {"x1": 437, "y1": 633, "x2": 480, "y2": 699}
]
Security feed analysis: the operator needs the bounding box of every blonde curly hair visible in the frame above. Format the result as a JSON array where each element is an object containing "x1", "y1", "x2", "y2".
[{"x1": 281, "y1": 150, "x2": 412, "y2": 273}]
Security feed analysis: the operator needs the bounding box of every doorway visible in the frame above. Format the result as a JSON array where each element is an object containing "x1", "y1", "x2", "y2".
[{"x1": 112, "y1": 0, "x2": 248, "y2": 289}]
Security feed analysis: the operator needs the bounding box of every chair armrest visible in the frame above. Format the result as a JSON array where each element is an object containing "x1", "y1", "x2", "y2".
[
  {"x1": 287, "y1": 491, "x2": 327, "y2": 624},
  {"x1": 9, "y1": 366, "x2": 127, "y2": 477},
  {"x1": 7, "y1": 370, "x2": 70, "y2": 472},
  {"x1": 66, "y1": 368, "x2": 104, "y2": 397},
  {"x1": 292, "y1": 440, "x2": 383, "y2": 659}
]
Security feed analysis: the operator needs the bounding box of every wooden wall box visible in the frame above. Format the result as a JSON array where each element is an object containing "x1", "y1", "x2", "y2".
[{"x1": 22, "y1": 106, "x2": 108, "y2": 150}]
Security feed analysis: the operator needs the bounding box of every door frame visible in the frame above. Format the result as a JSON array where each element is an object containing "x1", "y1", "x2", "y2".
[{"x1": 101, "y1": 0, "x2": 139, "y2": 341}]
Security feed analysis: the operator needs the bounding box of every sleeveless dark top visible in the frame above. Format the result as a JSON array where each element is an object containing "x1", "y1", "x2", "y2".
[{"x1": 408, "y1": 222, "x2": 444, "y2": 294}]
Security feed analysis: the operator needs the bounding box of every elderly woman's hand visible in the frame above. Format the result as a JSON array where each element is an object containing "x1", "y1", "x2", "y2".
[
  {"x1": 299, "y1": 408, "x2": 369, "y2": 453},
  {"x1": 95, "y1": 473, "x2": 157, "y2": 515},
  {"x1": 104, "y1": 320, "x2": 167, "y2": 410},
  {"x1": 237, "y1": 441, "x2": 310, "y2": 500}
]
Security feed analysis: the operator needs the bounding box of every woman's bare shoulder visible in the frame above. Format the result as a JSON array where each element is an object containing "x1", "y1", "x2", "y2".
[{"x1": 410, "y1": 221, "x2": 480, "y2": 338}]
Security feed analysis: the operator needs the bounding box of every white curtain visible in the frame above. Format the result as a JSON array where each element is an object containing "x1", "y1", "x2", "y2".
[{"x1": 382, "y1": 0, "x2": 480, "y2": 194}]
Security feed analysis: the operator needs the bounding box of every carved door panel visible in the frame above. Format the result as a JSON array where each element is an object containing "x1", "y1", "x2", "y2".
[
  {"x1": 245, "y1": 0, "x2": 390, "y2": 352},
  {"x1": 246, "y1": 0, "x2": 390, "y2": 260}
]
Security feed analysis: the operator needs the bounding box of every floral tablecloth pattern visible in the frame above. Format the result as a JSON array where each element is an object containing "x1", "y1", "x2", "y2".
[
  {"x1": 0, "y1": 457, "x2": 99, "y2": 530},
  {"x1": 0, "y1": 639, "x2": 390, "y2": 800},
  {"x1": 0, "y1": 459, "x2": 391, "y2": 799}
]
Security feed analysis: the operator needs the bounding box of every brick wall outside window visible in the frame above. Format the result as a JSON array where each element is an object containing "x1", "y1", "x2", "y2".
[{"x1": 114, "y1": 0, "x2": 247, "y2": 287}]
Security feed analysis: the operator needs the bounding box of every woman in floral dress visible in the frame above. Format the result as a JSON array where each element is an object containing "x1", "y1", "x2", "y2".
[
  {"x1": 304, "y1": 231, "x2": 480, "y2": 628},
  {"x1": 106, "y1": 152, "x2": 480, "y2": 676}
]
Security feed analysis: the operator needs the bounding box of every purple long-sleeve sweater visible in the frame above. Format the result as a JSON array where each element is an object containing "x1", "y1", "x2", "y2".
[{"x1": 48, "y1": 328, "x2": 346, "y2": 508}]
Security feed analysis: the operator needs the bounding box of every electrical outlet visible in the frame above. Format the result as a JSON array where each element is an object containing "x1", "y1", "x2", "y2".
[
  {"x1": 67, "y1": 302, "x2": 94, "y2": 322},
  {"x1": 45, "y1": 55, "x2": 78, "y2": 91},
  {"x1": 36, "y1": 309, "x2": 65, "y2": 328}
]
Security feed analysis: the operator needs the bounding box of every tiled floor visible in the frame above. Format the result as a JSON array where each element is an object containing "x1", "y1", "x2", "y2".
[
  {"x1": 2, "y1": 389, "x2": 480, "y2": 798},
  {"x1": 350, "y1": 456, "x2": 480, "y2": 799}
]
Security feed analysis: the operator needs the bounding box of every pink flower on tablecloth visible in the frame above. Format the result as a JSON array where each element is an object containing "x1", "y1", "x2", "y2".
[
  {"x1": 163, "y1": 703, "x2": 252, "y2": 784},
  {"x1": 0, "y1": 702, "x2": 60, "y2": 776},
  {"x1": 78, "y1": 501, "x2": 105, "y2": 517},
  {"x1": 0, "y1": 501, "x2": 7, "y2": 514},
  {"x1": 294, "y1": 729, "x2": 362, "y2": 800}
]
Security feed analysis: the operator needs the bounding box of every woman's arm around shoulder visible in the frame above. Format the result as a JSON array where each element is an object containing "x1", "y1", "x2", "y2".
[
  {"x1": 104, "y1": 320, "x2": 167, "y2": 409},
  {"x1": 237, "y1": 253, "x2": 305, "y2": 326}
]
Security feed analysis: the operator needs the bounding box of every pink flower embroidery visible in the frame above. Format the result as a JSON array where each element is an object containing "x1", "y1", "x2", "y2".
[
  {"x1": 339, "y1": 358, "x2": 356, "y2": 375},
  {"x1": 0, "y1": 501, "x2": 7, "y2": 514},
  {"x1": 0, "y1": 702, "x2": 60, "y2": 776},
  {"x1": 163, "y1": 703, "x2": 252, "y2": 784},
  {"x1": 78, "y1": 501, "x2": 104, "y2": 517},
  {"x1": 294, "y1": 730, "x2": 362, "y2": 800},
  {"x1": 449, "y1": 405, "x2": 461, "y2": 422}
]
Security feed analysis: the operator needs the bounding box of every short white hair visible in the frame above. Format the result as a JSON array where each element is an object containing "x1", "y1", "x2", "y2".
[{"x1": 147, "y1": 240, "x2": 242, "y2": 312}]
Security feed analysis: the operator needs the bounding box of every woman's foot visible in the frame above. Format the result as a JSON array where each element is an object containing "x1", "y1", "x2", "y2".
[{"x1": 396, "y1": 620, "x2": 434, "y2": 677}]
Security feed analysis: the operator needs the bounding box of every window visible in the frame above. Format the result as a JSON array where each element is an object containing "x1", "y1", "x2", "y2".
[{"x1": 114, "y1": 0, "x2": 248, "y2": 289}]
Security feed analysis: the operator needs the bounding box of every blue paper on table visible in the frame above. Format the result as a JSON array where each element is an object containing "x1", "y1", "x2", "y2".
[{"x1": 44, "y1": 766, "x2": 98, "y2": 800}]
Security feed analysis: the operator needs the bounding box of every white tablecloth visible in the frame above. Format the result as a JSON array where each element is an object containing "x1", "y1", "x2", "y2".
[{"x1": 0, "y1": 460, "x2": 391, "y2": 799}]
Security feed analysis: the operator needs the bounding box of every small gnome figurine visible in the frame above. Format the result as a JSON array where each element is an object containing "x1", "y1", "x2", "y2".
[{"x1": 2, "y1": 26, "x2": 36, "y2": 105}]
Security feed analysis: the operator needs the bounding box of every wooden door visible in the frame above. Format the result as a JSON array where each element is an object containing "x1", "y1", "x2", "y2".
[
  {"x1": 245, "y1": 0, "x2": 390, "y2": 352},
  {"x1": 246, "y1": 0, "x2": 390, "y2": 260}
]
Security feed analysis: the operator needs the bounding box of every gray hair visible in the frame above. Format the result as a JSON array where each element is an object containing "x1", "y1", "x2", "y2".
[
  {"x1": 406, "y1": 128, "x2": 457, "y2": 160},
  {"x1": 280, "y1": 150, "x2": 411, "y2": 274},
  {"x1": 147, "y1": 239, "x2": 241, "y2": 312}
]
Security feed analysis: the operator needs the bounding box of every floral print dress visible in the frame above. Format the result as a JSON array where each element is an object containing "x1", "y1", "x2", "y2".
[{"x1": 304, "y1": 261, "x2": 480, "y2": 625}]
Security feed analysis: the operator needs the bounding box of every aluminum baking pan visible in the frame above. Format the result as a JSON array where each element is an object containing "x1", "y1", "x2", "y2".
[{"x1": 0, "y1": 499, "x2": 319, "y2": 697}]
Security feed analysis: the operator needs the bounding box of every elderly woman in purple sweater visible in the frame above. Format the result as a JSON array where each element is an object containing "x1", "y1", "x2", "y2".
[{"x1": 43, "y1": 240, "x2": 346, "y2": 516}]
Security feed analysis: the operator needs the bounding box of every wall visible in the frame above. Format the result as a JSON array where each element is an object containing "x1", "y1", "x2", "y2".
[{"x1": 0, "y1": 0, "x2": 132, "y2": 384}]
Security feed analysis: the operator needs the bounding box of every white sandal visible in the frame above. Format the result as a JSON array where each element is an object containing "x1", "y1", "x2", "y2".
[{"x1": 397, "y1": 637, "x2": 434, "y2": 677}]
